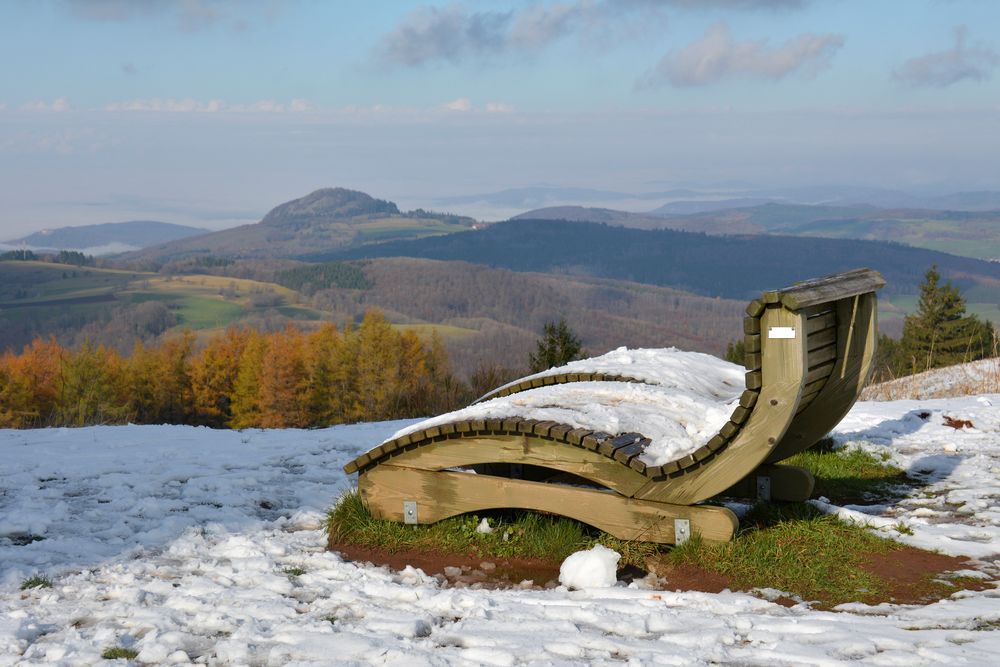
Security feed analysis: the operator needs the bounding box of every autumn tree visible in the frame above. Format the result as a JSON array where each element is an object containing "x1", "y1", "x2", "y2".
[
  {"x1": 53, "y1": 340, "x2": 129, "y2": 426},
  {"x1": 190, "y1": 328, "x2": 251, "y2": 427},
  {"x1": 0, "y1": 338, "x2": 64, "y2": 427},
  {"x1": 256, "y1": 325, "x2": 310, "y2": 427},
  {"x1": 229, "y1": 330, "x2": 268, "y2": 428}
]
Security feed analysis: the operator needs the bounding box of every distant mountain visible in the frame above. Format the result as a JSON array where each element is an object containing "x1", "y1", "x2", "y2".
[
  {"x1": 433, "y1": 186, "x2": 707, "y2": 210},
  {"x1": 510, "y1": 206, "x2": 668, "y2": 229},
  {"x1": 122, "y1": 188, "x2": 477, "y2": 264},
  {"x1": 648, "y1": 203, "x2": 1000, "y2": 261},
  {"x1": 451, "y1": 184, "x2": 1000, "y2": 220},
  {"x1": 316, "y1": 218, "x2": 1000, "y2": 302},
  {"x1": 261, "y1": 188, "x2": 399, "y2": 228},
  {"x1": 4, "y1": 221, "x2": 208, "y2": 255},
  {"x1": 650, "y1": 198, "x2": 798, "y2": 216}
]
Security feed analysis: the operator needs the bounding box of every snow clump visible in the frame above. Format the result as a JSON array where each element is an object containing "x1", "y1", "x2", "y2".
[{"x1": 558, "y1": 544, "x2": 621, "y2": 589}]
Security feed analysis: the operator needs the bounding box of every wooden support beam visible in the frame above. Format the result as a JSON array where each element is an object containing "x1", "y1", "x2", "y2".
[{"x1": 359, "y1": 464, "x2": 738, "y2": 544}]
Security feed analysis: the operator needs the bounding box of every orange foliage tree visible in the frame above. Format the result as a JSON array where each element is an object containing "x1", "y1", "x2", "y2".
[{"x1": 0, "y1": 311, "x2": 464, "y2": 429}]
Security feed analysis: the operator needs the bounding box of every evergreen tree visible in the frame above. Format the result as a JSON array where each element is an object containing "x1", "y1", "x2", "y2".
[
  {"x1": 724, "y1": 339, "x2": 746, "y2": 365},
  {"x1": 529, "y1": 319, "x2": 583, "y2": 372},
  {"x1": 899, "y1": 266, "x2": 995, "y2": 373}
]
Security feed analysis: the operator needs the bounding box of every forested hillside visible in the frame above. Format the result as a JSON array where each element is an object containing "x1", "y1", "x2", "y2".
[{"x1": 321, "y1": 219, "x2": 1000, "y2": 301}]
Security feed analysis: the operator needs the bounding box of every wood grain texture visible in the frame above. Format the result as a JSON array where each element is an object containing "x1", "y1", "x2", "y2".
[
  {"x1": 722, "y1": 463, "x2": 815, "y2": 502},
  {"x1": 359, "y1": 464, "x2": 739, "y2": 544},
  {"x1": 765, "y1": 292, "x2": 878, "y2": 463},
  {"x1": 634, "y1": 305, "x2": 807, "y2": 504}
]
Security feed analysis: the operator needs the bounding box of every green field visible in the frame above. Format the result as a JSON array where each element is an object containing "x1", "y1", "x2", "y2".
[
  {"x1": 355, "y1": 217, "x2": 474, "y2": 242},
  {"x1": 396, "y1": 323, "x2": 480, "y2": 340},
  {"x1": 0, "y1": 260, "x2": 333, "y2": 349}
]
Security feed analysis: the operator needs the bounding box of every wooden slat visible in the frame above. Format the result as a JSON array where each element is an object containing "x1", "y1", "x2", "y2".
[
  {"x1": 807, "y1": 327, "x2": 837, "y2": 351},
  {"x1": 807, "y1": 343, "x2": 838, "y2": 367},
  {"x1": 805, "y1": 360, "x2": 836, "y2": 385},
  {"x1": 720, "y1": 422, "x2": 739, "y2": 439},
  {"x1": 746, "y1": 299, "x2": 765, "y2": 317},
  {"x1": 796, "y1": 389, "x2": 823, "y2": 414},
  {"x1": 768, "y1": 268, "x2": 885, "y2": 311},
  {"x1": 549, "y1": 423, "x2": 572, "y2": 440},
  {"x1": 806, "y1": 311, "x2": 837, "y2": 334},
  {"x1": 744, "y1": 316, "x2": 761, "y2": 335},
  {"x1": 613, "y1": 438, "x2": 648, "y2": 465},
  {"x1": 739, "y1": 390, "x2": 759, "y2": 409},
  {"x1": 801, "y1": 376, "x2": 828, "y2": 396},
  {"x1": 745, "y1": 370, "x2": 762, "y2": 390},
  {"x1": 744, "y1": 352, "x2": 762, "y2": 371},
  {"x1": 730, "y1": 406, "x2": 751, "y2": 425},
  {"x1": 706, "y1": 434, "x2": 728, "y2": 453},
  {"x1": 745, "y1": 334, "x2": 761, "y2": 353}
]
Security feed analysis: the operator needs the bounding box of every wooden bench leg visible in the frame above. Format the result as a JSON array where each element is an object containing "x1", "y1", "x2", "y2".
[
  {"x1": 720, "y1": 464, "x2": 815, "y2": 502},
  {"x1": 359, "y1": 464, "x2": 739, "y2": 544}
]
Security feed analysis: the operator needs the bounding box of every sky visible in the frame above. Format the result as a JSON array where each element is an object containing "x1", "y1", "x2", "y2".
[{"x1": 1, "y1": 0, "x2": 999, "y2": 237}]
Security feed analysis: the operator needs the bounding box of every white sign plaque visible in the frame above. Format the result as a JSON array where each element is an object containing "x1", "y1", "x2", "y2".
[{"x1": 768, "y1": 326, "x2": 796, "y2": 339}]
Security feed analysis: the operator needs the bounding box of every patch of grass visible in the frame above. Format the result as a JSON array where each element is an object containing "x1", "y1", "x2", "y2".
[
  {"x1": 785, "y1": 444, "x2": 912, "y2": 502},
  {"x1": 19, "y1": 575, "x2": 52, "y2": 590},
  {"x1": 170, "y1": 295, "x2": 245, "y2": 329},
  {"x1": 283, "y1": 566, "x2": 307, "y2": 577},
  {"x1": 662, "y1": 503, "x2": 901, "y2": 606},
  {"x1": 327, "y1": 491, "x2": 657, "y2": 567},
  {"x1": 101, "y1": 646, "x2": 138, "y2": 660}
]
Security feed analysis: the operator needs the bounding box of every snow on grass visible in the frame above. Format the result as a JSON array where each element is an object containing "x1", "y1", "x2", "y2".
[{"x1": 1, "y1": 396, "x2": 999, "y2": 664}]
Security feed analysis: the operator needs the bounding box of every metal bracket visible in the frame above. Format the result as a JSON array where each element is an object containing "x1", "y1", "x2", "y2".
[
  {"x1": 756, "y1": 475, "x2": 772, "y2": 502},
  {"x1": 403, "y1": 501, "x2": 418, "y2": 525},
  {"x1": 674, "y1": 518, "x2": 690, "y2": 545}
]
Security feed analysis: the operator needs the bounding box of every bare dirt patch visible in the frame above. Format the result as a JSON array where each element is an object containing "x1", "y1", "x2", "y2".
[
  {"x1": 329, "y1": 542, "x2": 561, "y2": 589},
  {"x1": 860, "y1": 546, "x2": 993, "y2": 604},
  {"x1": 330, "y1": 541, "x2": 995, "y2": 608}
]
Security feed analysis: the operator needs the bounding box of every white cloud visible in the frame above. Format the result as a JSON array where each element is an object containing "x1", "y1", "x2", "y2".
[
  {"x1": 20, "y1": 97, "x2": 73, "y2": 112},
  {"x1": 375, "y1": 1, "x2": 671, "y2": 67},
  {"x1": 104, "y1": 98, "x2": 315, "y2": 113},
  {"x1": 444, "y1": 97, "x2": 473, "y2": 112},
  {"x1": 485, "y1": 102, "x2": 514, "y2": 113},
  {"x1": 639, "y1": 22, "x2": 843, "y2": 87},
  {"x1": 893, "y1": 26, "x2": 999, "y2": 88}
]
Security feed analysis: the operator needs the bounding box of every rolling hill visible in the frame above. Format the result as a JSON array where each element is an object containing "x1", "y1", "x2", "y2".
[
  {"x1": 651, "y1": 204, "x2": 1000, "y2": 261},
  {"x1": 0, "y1": 255, "x2": 747, "y2": 376},
  {"x1": 318, "y1": 218, "x2": 1000, "y2": 305},
  {"x1": 2, "y1": 221, "x2": 208, "y2": 255},
  {"x1": 123, "y1": 188, "x2": 478, "y2": 264}
]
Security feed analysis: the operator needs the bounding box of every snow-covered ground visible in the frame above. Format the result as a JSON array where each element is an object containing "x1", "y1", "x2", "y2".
[{"x1": 2, "y1": 398, "x2": 1000, "y2": 665}]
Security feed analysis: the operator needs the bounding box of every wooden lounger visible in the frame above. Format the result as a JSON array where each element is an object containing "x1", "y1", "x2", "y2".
[{"x1": 343, "y1": 268, "x2": 884, "y2": 544}]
